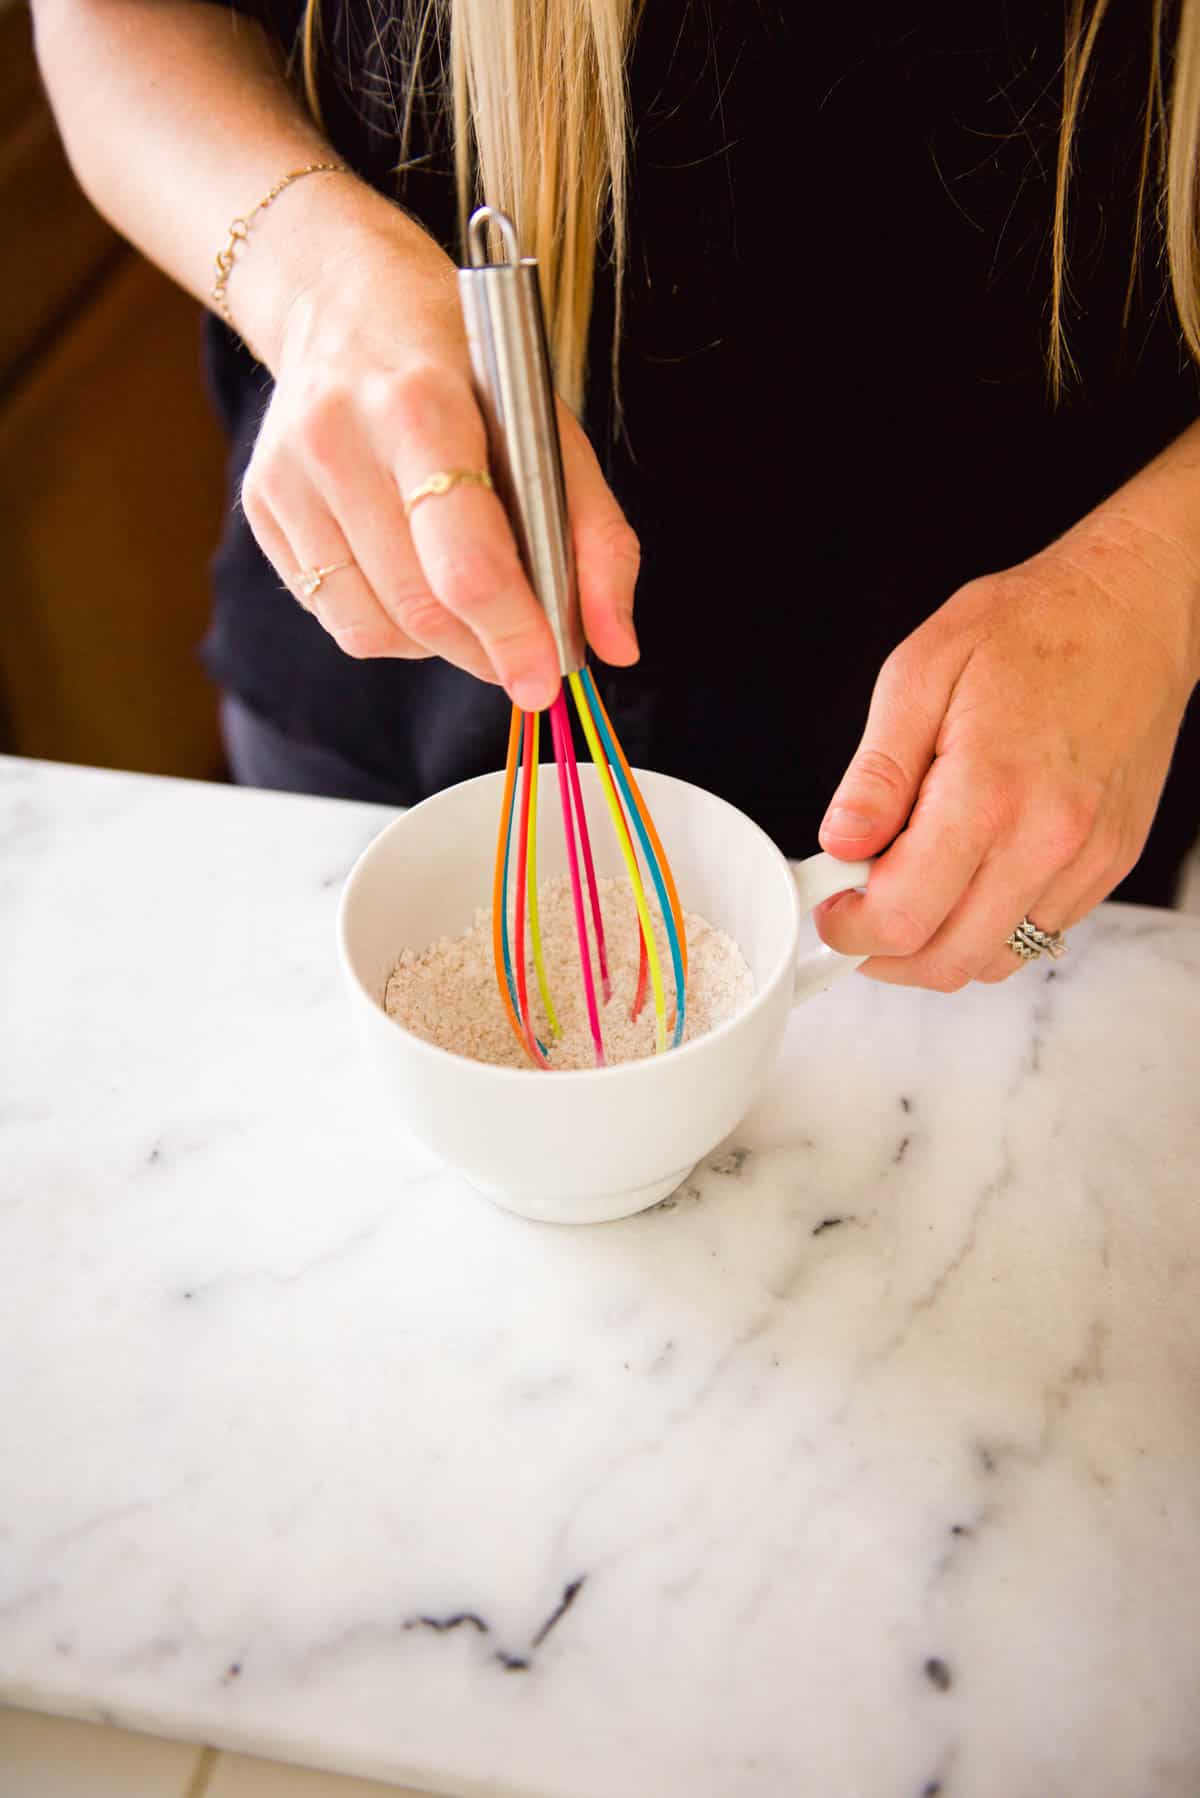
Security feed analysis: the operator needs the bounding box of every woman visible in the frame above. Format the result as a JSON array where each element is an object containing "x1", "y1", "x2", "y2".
[{"x1": 32, "y1": 1, "x2": 1200, "y2": 993}]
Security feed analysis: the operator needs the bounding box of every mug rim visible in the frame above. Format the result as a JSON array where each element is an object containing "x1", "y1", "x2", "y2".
[{"x1": 336, "y1": 766, "x2": 803, "y2": 1084}]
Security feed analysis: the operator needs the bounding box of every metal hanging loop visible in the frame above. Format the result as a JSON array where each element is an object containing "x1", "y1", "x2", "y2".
[{"x1": 457, "y1": 206, "x2": 586, "y2": 677}]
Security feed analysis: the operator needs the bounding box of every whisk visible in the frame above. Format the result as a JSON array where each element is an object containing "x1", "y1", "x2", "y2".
[{"x1": 458, "y1": 207, "x2": 688, "y2": 1069}]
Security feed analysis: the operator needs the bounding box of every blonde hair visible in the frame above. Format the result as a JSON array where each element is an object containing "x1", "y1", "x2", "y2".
[
  {"x1": 300, "y1": 3, "x2": 1200, "y2": 407},
  {"x1": 1055, "y1": 0, "x2": 1200, "y2": 393},
  {"x1": 302, "y1": 0, "x2": 633, "y2": 415}
]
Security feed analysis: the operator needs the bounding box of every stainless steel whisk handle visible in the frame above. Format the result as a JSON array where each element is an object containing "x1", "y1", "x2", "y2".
[{"x1": 456, "y1": 207, "x2": 586, "y2": 678}]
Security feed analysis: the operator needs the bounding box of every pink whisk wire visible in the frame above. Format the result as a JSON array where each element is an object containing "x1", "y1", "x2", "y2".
[
  {"x1": 548, "y1": 691, "x2": 605, "y2": 1066},
  {"x1": 579, "y1": 717, "x2": 648, "y2": 1022},
  {"x1": 560, "y1": 712, "x2": 612, "y2": 1006},
  {"x1": 513, "y1": 711, "x2": 549, "y2": 1067}
]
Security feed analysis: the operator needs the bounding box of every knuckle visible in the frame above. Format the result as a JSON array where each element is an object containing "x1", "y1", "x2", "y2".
[
  {"x1": 329, "y1": 621, "x2": 395, "y2": 660},
  {"x1": 849, "y1": 747, "x2": 913, "y2": 805},
  {"x1": 239, "y1": 452, "x2": 278, "y2": 523},
  {"x1": 956, "y1": 573, "x2": 999, "y2": 610},
  {"x1": 436, "y1": 547, "x2": 518, "y2": 621},
  {"x1": 1083, "y1": 815, "x2": 1124, "y2": 876},
  {"x1": 923, "y1": 960, "x2": 973, "y2": 995},
  {"x1": 585, "y1": 513, "x2": 641, "y2": 572},
  {"x1": 974, "y1": 772, "x2": 1021, "y2": 842},
  {"x1": 1078, "y1": 847, "x2": 1134, "y2": 907},
  {"x1": 239, "y1": 472, "x2": 269, "y2": 530},
  {"x1": 873, "y1": 902, "x2": 933, "y2": 958},
  {"x1": 877, "y1": 642, "x2": 912, "y2": 685},
  {"x1": 385, "y1": 361, "x2": 471, "y2": 440},
  {"x1": 298, "y1": 386, "x2": 352, "y2": 470},
  {"x1": 1040, "y1": 791, "x2": 1096, "y2": 864},
  {"x1": 876, "y1": 639, "x2": 928, "y2": 706},
  {"x1": 390, "y1": 590, "x2": 452, "y2": 643}
]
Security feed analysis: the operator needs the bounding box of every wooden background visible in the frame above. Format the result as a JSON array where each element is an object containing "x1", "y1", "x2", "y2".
[{"x1": 1, "y1": 0, "x2": 227, "y2": 779}]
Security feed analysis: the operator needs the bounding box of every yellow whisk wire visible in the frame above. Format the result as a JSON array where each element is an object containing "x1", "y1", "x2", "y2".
[
  {"x1": 568, "y1": 671, "x2": 668, "y2": 1055},
  {"x1": 584, "y1": 670, "x2": 688, "y2": 986},
  {"x1": 524, "y1": 714, "x2": 560, "y2": 1040}
]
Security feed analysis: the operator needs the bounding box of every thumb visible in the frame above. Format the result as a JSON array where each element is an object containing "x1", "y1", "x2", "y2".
[
  {"x1": 819, "y1": 650, "x2": 944, "y2": 859},
  {"x1": 557, "y1": 400, "x2": 640, "y2": 666}
]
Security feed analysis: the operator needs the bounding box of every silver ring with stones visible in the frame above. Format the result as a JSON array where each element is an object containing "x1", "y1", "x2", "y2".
[{"x1": 1006, "y1": 916, "x2": 1068, "y2": 962}]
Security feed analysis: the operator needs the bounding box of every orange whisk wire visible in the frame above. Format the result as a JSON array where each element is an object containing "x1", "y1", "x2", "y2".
[
  {"x1": 492, "y1": 705, "x2": 544, "y2": 1067},
  {"x1": 632, "y1": 922, "x2": 649, "y2": 1022}
]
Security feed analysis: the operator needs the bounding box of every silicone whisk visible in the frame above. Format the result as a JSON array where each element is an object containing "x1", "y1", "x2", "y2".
[{"x1": 458, "y1": 208, "x2": 687, "y2": 1067}]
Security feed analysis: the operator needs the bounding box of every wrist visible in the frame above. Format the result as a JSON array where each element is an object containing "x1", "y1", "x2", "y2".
[
  {"x1": 228, "y1": 171, "x2": 460, "y2": 374},
  {"x1": 1040, "y1": 510, "x2": 1200, "y2": 693}
]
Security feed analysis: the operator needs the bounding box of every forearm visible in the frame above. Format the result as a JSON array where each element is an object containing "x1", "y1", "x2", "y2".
[
  {"x1": 1046, "y1": 415, "x2": 1200, "y2": 689},
  {"x1": 30, "y1": 0, "x2": 453, "y2": 369}
]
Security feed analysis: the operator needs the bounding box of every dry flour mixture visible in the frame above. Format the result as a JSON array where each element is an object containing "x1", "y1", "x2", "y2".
[{"x1": 385, "y1": 875, "x2": 753, "y2": 1070}]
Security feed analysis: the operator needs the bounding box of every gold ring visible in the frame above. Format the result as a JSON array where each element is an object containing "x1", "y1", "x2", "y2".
[
  {"x1": 294, "y1": 560, "x2": 353, "y2": 603},
  {"x1": 403, "y1": 468, "x2": 494, "y2": 519}
]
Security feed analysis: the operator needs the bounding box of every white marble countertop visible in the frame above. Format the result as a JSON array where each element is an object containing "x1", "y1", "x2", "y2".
[{"x1": 3, "y1": 754, "x2": 1200, "y2": 1798}]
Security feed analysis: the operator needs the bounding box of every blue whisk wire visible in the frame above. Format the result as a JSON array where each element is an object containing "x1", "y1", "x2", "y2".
[{"x1": 580, "y1": 667, "x2": 687, "y2": 1048}]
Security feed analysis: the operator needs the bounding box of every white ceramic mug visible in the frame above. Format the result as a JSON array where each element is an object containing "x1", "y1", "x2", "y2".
[{"x1": 337, "y1": 768, "x2": 869, "y2": 1225}]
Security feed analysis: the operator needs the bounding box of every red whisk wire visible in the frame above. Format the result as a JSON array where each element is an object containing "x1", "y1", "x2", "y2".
[
  {"x1": 549, "y1": 692, "x2": 604, "y2": 1066},
  {"x1": 560, "y1": 714, "x2": 612, "y2": 1005},
  {"x1": 513, "y1": 711, "x2": 548, "y2": 1067}
]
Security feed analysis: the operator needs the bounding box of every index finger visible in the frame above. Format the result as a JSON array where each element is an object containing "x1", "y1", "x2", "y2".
[{"x1": 391, "y1": 376, "x2": 559, "y2": 709}]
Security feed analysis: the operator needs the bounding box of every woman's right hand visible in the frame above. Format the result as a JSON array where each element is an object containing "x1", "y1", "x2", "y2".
[{"x1": 237, "y1": 189, "x2": 641, "y2": 710}]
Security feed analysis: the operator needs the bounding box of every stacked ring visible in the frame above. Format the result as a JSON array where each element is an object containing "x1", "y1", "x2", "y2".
[{"x1": 1006, "y1": 916, "x2": 1068, "y2": 962}]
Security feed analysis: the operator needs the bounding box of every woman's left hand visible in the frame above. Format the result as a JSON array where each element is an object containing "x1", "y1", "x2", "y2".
[{"x1": 815, "y1": 519, "x2": 1199, "y2": 989}]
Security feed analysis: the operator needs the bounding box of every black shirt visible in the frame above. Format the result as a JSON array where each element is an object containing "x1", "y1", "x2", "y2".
[{"x1": 202, "y1": 1, "x2": 1199, "y2": 892}]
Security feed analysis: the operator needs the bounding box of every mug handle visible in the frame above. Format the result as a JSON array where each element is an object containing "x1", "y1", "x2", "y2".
[{"x1": 792, "y1": 852, "x2": 872, "y2": 1003}]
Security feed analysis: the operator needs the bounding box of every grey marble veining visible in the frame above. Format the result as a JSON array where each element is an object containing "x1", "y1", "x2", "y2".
[{"x1": 2, "y1": 757, "x2": 1200, "y2": 1798}]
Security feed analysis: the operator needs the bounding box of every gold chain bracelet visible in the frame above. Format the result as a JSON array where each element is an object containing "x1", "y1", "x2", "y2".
[{"x1": 211, "y1": 162, "x2": 351, "y2": 329}]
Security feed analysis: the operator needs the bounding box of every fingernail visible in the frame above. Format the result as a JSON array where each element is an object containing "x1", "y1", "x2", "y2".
[
  {"x1": 821, "y1": 805, "x2": 875, "y2": 839},
  {"x1": 512, "y1": 675, "x2": 557, "y2": 713}
]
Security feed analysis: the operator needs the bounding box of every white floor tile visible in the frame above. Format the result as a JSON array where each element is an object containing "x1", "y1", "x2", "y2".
[
  {"x1": 206, "y1": 1750, "x2": 440, "y2": 1797},
  {"x1": 0, "y1": 1706, "x2": 200, "y2": 1798}
]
